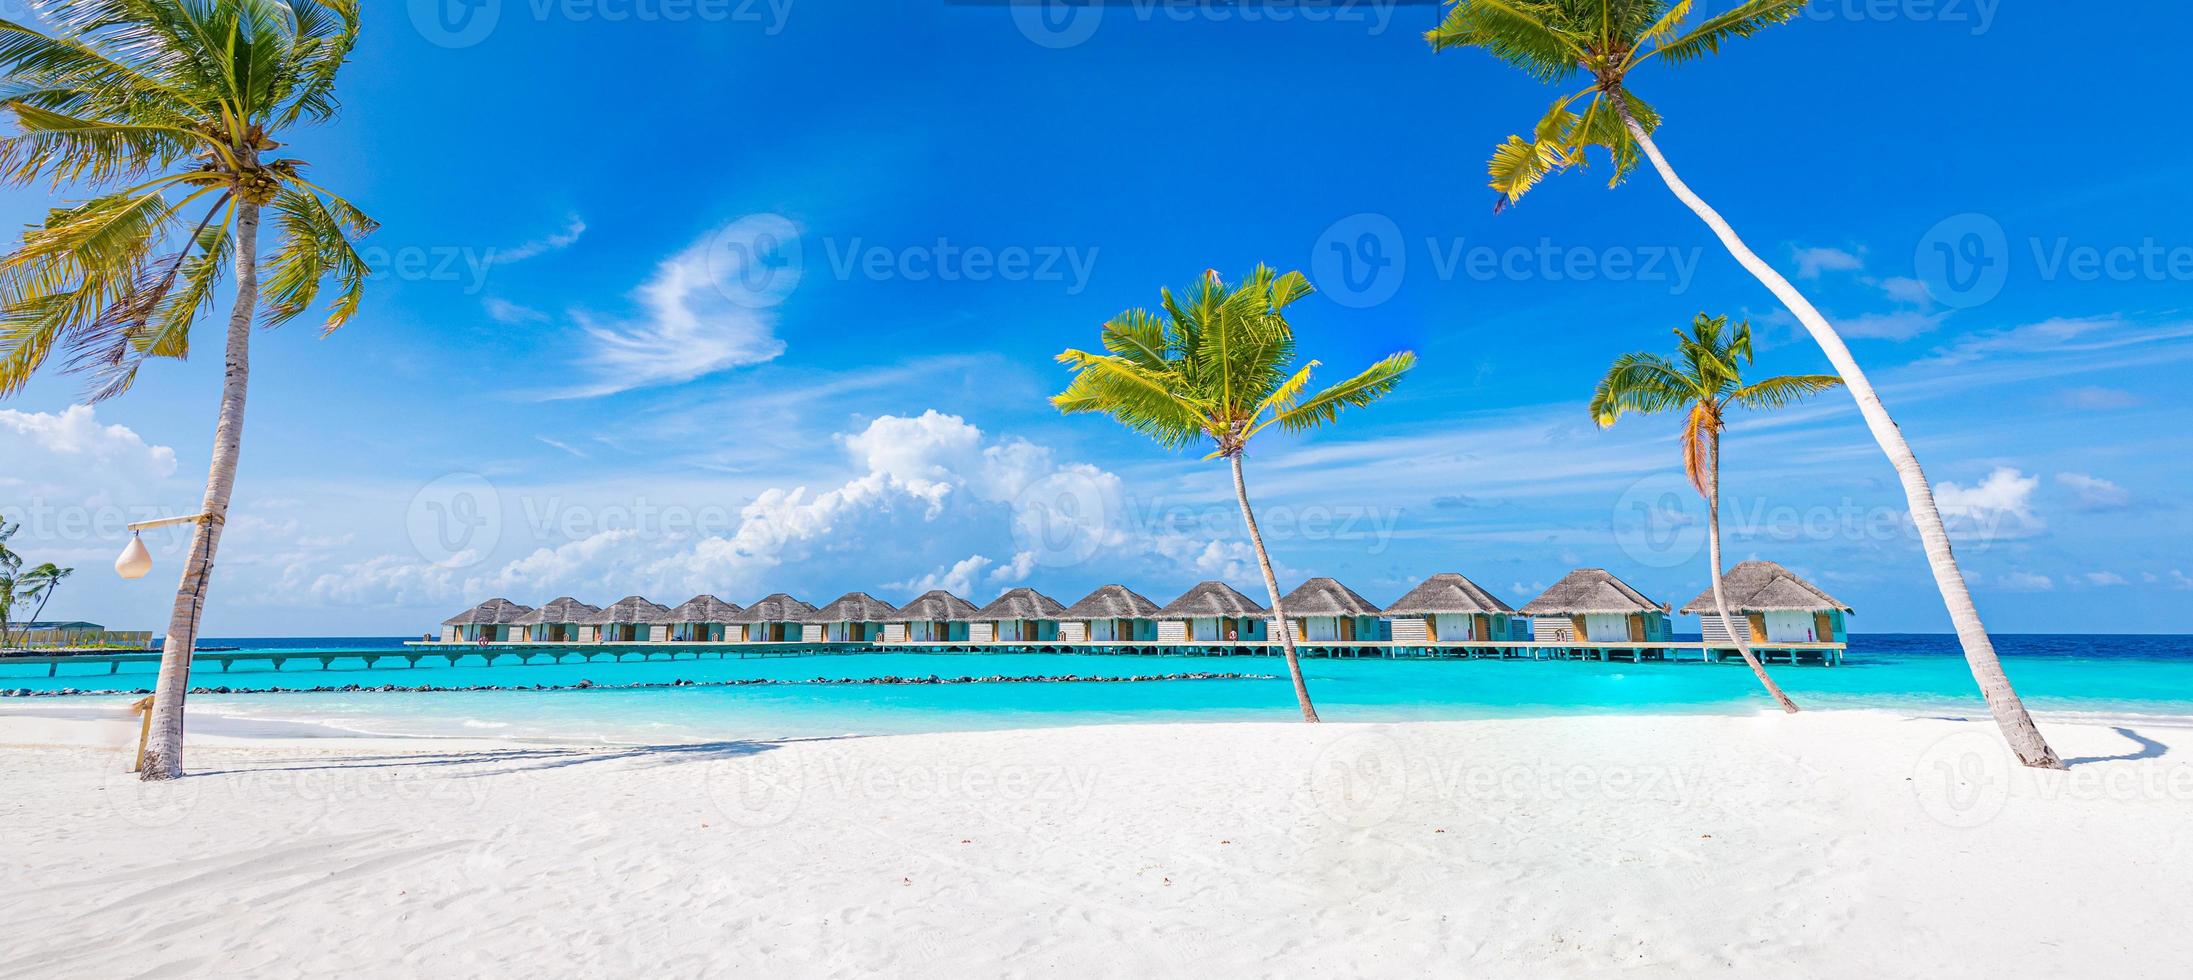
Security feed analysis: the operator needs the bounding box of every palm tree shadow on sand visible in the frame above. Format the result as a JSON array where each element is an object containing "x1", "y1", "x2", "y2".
[{"x1": 2063, "y1": 727, "x2": 2172, "y2": 767}]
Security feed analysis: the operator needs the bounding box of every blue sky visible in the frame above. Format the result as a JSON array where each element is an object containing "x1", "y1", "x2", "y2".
[{"x1": 4, "y1": 1, "x2": 2190, "y2": 636}]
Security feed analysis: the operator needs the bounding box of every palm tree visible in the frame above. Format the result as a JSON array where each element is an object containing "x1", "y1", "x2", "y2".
[
  {"x1": 1592, "y1": 313, "x2": 1839, "y2": 713},
  {"x1": 1053, "y1": 266, "x2": 1416, "y2": 722},
  {"x1": 0, "y1": 2, "x2": 377, "y2": 780},
  {"x1": 1426, "y1": 0, "x2": 2064, "y2": 767},
  {"x1": 19, "y1": 562, "x2": 75, "y2": 633}
]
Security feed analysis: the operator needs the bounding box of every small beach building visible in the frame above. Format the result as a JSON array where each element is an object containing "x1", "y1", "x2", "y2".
[
  {"x1": 1057, "y1": 585, "x2": 1162, "y2": 643},
  {"x1": 1679, "y1": 561, "x2": 1852, "y2": 645},
  {"x1": 809, "y1": 592, "x2": 900, "y2": 643},
  {"x1": 1155, "y1": 582, "x2": 1270, "y2": 644},
  {"x1": 1519, "y1": 570, "x2": 1672, "y2": 644},
  {"x1": 515, "y1": 597, "x2": 603, "y2": 643},
  {"x1": 439, "y1": 599, "x2": 533, "y2": 643},
  {"x1": 963, "y1": 588, "x2": 1067, "y2": 643},
  {"x1": 1274, "y1": 578, "x2": 1389, "y2": 643},
  {"x1": 666, "y1": 595, "x2": 741, "y2": 643},
  {"x1": 1380, "y1": 574, "x2": 1527, "y2": 644},
  {"x1": 731, "y1": 593, "x2": 818, "y2": 643},
  {"x1": 590, "y1": 596, "x2": 672, "y2": 643},
  {"x1": 888, "y1": 590, "x2": 977, "y2": 643}
]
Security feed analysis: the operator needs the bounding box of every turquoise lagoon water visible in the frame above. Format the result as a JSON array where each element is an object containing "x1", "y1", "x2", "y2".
[{"x1": 3, "y1": 635, "x2": 2190, "y2": 742}]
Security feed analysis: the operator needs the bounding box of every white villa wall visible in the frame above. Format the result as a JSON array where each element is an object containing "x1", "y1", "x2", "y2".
[
  {"x1": 970, "y1": 623, "x2": 996, "y2": 643},
  {"x1": 1059, "y1": 622, "x2": 1088, "y2": 643}
]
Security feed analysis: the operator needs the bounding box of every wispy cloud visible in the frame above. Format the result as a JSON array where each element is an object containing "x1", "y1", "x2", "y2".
[
  {"x1": 1793, "y1": 245, "x2": 1864, "y2": 278},
  {"x1": 543, "y1": 215, "x2": 796, "y2": 400},
  {"x1": 495, "y1": 215, "x2": 587, "y2": 264},
  {"x1": 536, "y1": 436, "x2": 590, "y2": 459},
  {"x1": 484, "y1": 297, "x2": 548, "y2": 324}
]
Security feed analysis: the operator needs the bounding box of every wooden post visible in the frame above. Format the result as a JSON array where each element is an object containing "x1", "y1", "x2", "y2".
[{"x1": 131, "y1": 695, "x2": 155, "y2": 773}]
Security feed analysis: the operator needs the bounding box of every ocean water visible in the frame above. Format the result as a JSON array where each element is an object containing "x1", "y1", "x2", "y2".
[{"x1": 4, "y1": 634, "x2": 2189, "y2": 742}]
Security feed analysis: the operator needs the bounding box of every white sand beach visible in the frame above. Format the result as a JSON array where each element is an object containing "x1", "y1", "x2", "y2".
[{"x1": 3, "y1": 708, "x2": 2188, "y2": 978}]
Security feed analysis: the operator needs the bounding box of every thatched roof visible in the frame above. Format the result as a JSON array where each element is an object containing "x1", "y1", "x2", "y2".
[
  {"x1": 1279, "y1": 578, "x2": 1383, "y2": 617},
  {"x1": 587, "y1": 596, "x2": 671, "y2": 625},
  {"x1": 667, "y1": 594, "x2": 742, "y2": 624},
  {"x1": 1381, "y1": 573, "x2": 1515, "y2": 616},
  {"x1": 730, "y1": 593, "x2": 817, "y2": 623},
  {"x1": 514, "y1": 596, "x2": 601, "y2": 625},
  {"x1": 895, "y1": 590, "x2": 978, "y2": 622},
  {"x1": 1679, "y1": 561, "x2": 1852, "y2": 615},
  {"x1": 968, "y1": 587, "x2": 1067, "y2": 622},
  {"x1": 1061, "y1": 584, "x2": 1162, "y2": 621},
  {"x1": 1518, "y1": 569, "x2": 1664, "y2": 616},
  {"x1": 1157, "y1": 581, "x2": 1269, "y2": 618},
  {"x1": 442, "y1": 598, "x2": 532, "y2": 627},
  {"x1": 807, "y1": 591, "x2": 901, "y2": 624}
]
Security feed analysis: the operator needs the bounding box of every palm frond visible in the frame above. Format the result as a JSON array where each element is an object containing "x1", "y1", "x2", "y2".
[
  {"x1": 1426, "y1": 0, "x2": 1589, "y2": 83},
  {"x1": 1731, "y1": 373, "x2": 1843, "y2": 410},
  {"x1": 1650, "y1": 0, "x2": 1808, "y2": 67},
  {"x1": 1263, "y1": 351, "x2": 1417, "y2": 435},
  {"x1": 1588, "y1": 351, "x2": 1693, "y2": 425}
]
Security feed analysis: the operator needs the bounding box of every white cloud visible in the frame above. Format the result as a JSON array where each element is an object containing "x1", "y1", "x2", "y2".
[
  {"x1": 484, "y1": 297, "x2": 548, "y2": 324},
  {"x1": 1793, "y1": 246, "x2": 1864, "y2": 278},
  {"x1": 0, "y1": 404, "x2": 178, "y2": 507},
  {"x1": 493, "y1": 215, "x2": 587, "y2": 264},
  {"x1": 2000, "y1": 571, "x2": 2054, "y2": 592},
  {"x1": 2083, "y1": 571, "x2": 2129, "y2": 587},
  {"x1": 548, "y1": 216, "x2": 795, "y2": 399},
  {"x1": 1934, "y1": 467, "x2": 2043, "y2": 542},
  {"x1": 310, "y1": 411, "x2": 1260, "y2": 610},
  {"x1": 2055, "y1": 472, "x2": 2131, "y2": 511},
  {"x1": 2172, "y1": 570, "x2": 2193, "y2": 591}
]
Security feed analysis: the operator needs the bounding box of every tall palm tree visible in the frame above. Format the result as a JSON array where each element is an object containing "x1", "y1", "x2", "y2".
[
  {"x1": 0, "y1": 1, "x2": 376, "y2": 780},
  {"x1": 1053, "y1": 266, "x2": 1416, "y2": 722},
  {"x1": 1427, "y1": 0, "x2": 2064, "y2": 767},
  {"x1": 1592, "y1": 313, "x2": 1839, "y2": 713}
]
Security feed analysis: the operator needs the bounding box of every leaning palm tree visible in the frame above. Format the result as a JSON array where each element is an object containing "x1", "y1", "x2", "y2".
[
  {"x1": 1053, "y1": 265, "x2": 1415, "y2": 722},
  {"x1": 1427, "y1": 0, "x2": 2064, "y2": 767},
  {"x1": 1592, "y1": 313, "x2": 1839, "y2": 714},
  {"x1": 19, "y1": 562, "x2": 75, "y2": 634},
  {"x1": 0, "y1": 2, "x2": 376, "y2": 780}
]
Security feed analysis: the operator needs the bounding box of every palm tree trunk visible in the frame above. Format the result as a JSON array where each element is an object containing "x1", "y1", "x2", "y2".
[
  {"x1": 1230, "y1": 454, "x2": 1319, "y2": 722},
  {"x1": 1706, "y1": 429, "x2": 1799, "y2": 713},
  {"x1": 1616, "y1": 102, "x2": 2062, "y2": 768},
  {"x1": 139, "y1": 200, "x2": 261, "y2": 782}
]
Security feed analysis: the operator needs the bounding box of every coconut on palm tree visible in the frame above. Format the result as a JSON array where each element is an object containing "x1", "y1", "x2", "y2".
[
  {"x1": 1053, "y1": 266, "x2": 1416, "y2": 722},
  {"x1": 1427, "y1": 0, "x2": 2063, "y2": 767},
  {"x1": 0, "y1": 1, "x2": 377, "y2": 779},
  {"x1": 1592, "y1": 313, "x2": 1840, "y2": 713}
]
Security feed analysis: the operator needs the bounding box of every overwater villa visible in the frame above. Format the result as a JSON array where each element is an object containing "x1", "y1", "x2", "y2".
[
  {"x1": 964, "y1": 588, "x2": 1067, "y2": 642},
  {"x1": 1058, "y1": 584, "x2": 1162, "y2": 643},
  {"x1": 888, "y1": 590, "x2": 977, "y2": 643},
  {"x1": 666, "y1": 595, "x2": 742, "y2": 642},
  {"x1": 516, "y1": 597, "x2": 604, "y2": 643},
  {"x1": 1275, "y1": 578, "x2": 1389, "y2": 642},
  {"x1": 590, "y1": 596, "x2": 672, "y2": 643},
  {"x1": 1519, "y1": 569, "x2": 1672, "y2": 644},
  {"x1": 732, "y1": 593, "x2": 817, "y2": 643},
  {"x1": 1381, "y1": 573, "x2": 1527, "y2": 644},
  {"x1": 1156, "y1": 581, "x2": 1270, "y2": 643},
  {"x1": 439, "y1": 598, "x2": 532, "y2": 643},
  {"x1": 809, "y1": 592, "x2": 900, "y2": 643},
  {"x1": 1679, "y1": 561, "x2": 1852, "y2": 647}
]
